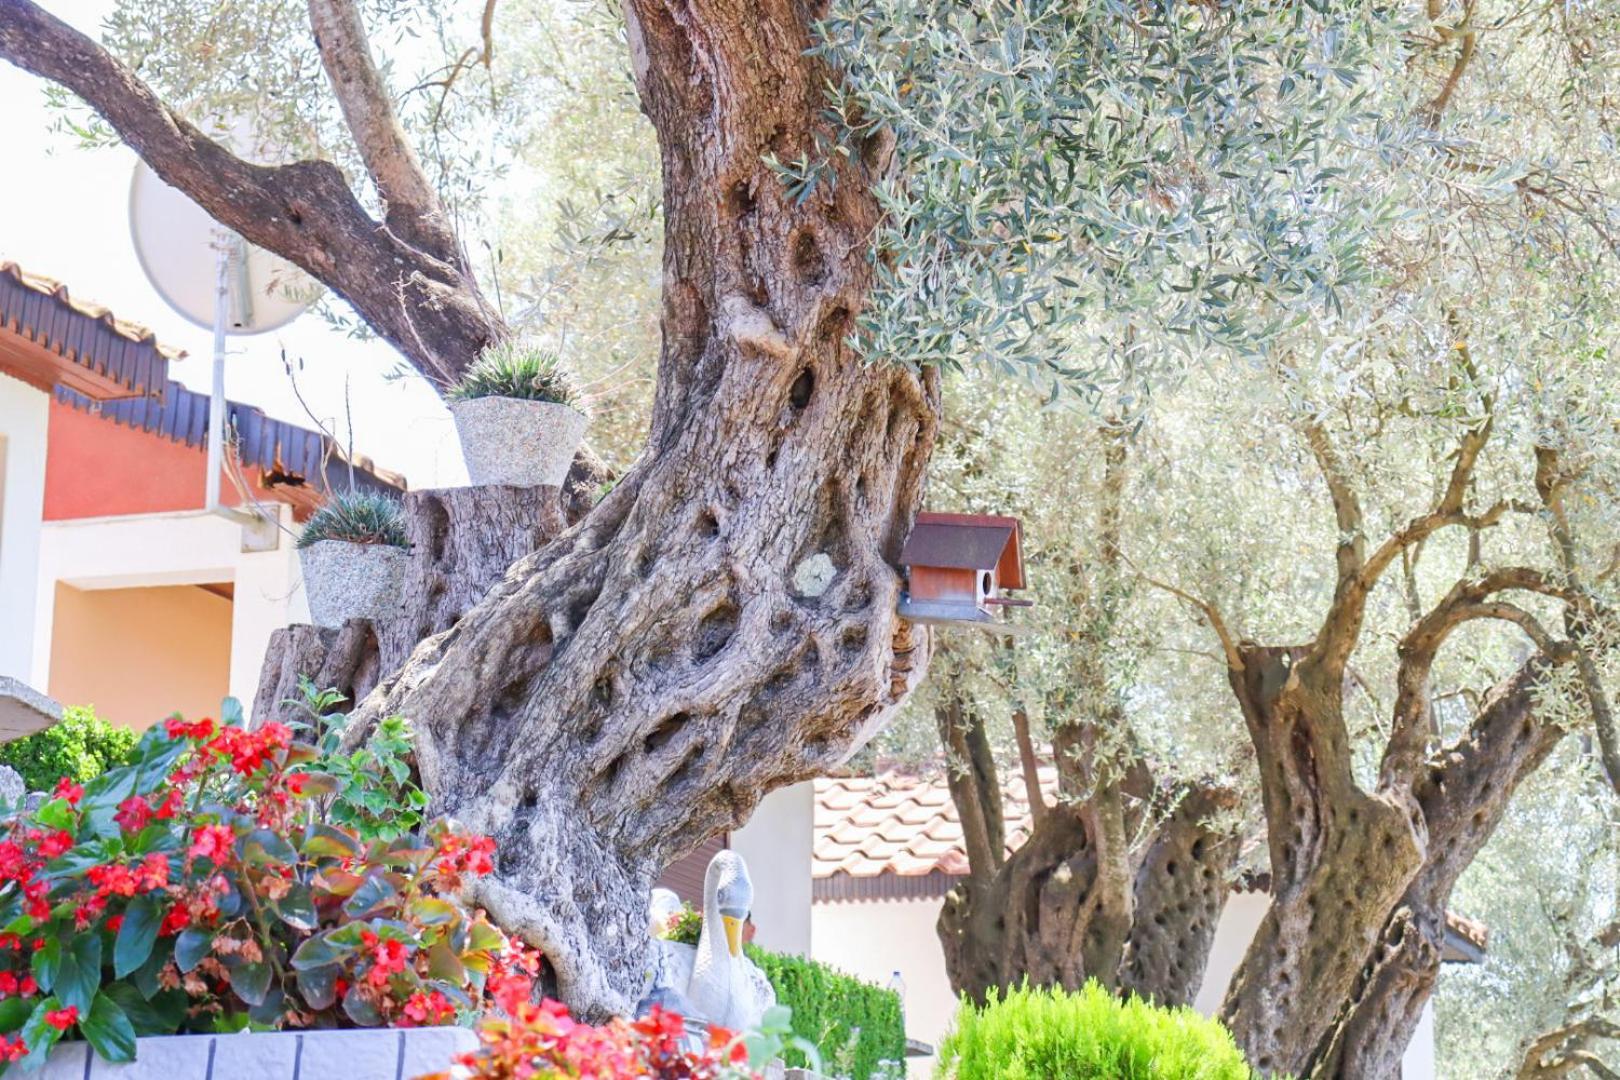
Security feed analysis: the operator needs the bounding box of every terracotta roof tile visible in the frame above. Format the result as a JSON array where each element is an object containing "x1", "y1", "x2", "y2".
[
  {"x1": 812, "y1": 768, "x2": 1058, "y2": 880},
  {"x1": 1446, "y1": 912, "x2": 1488, "y2": 951}
]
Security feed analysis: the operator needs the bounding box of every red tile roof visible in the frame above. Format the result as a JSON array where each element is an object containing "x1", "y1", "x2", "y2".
[{"x1": 813, "y1": 769, "x2": 1054, "y2": 880}]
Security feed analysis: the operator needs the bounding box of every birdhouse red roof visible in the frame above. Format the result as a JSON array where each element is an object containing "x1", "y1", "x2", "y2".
[{"x1": 899, "y1": 512, "x2": 1025, "y2": 590}]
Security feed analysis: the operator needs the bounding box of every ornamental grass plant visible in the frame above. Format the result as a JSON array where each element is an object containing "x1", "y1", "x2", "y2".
[
  {"x1": 296, "y1": 491, "x2": 409, "y2": 549},
  {"x1": 448, "y1": 342, "x2": 582, "y2": 409}
]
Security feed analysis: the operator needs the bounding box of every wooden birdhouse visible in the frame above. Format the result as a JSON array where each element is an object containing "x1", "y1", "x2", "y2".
[{"x1": 897, "y1": 511, "x2": 1030, "y2": 629}]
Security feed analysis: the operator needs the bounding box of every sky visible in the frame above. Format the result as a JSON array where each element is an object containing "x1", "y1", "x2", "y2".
[{"x1": 0, "y1": 1, "x2": 468, "y2": 489}]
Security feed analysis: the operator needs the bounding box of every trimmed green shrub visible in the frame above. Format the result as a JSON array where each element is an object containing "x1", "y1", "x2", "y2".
[
  {"x1": 297, "y1": 490, "x2": 408, "y2": 548},
  {"x1": 937, "y1": 982, "x2": 1256, "y2": 1080},
  {"x1": 747, "y1": 946, "x2": 905, "y2": 1080},
  {"x1": 450, "y1": 341, "x2": 582, "y2": 407},
  {"x1": 0, "y1": 704, "x2": 136, "y2": 793}
]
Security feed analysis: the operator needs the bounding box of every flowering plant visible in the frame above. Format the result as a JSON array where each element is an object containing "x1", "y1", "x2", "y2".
[
  {"x1": 0, "y1": 702, "x2": 524, "y2": 1070},
  {"x1": 431, "y1": 971, "x2": 758, "y2": 1080}
]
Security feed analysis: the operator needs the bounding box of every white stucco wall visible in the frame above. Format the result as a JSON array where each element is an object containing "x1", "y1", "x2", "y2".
[
  {"x1": 32, "y1": 505, "x2": 307, "y2": 715},
  {"x1": 1193, "y1": 889, "x2": 1271, "y2": 1016},
  {"x1": 732, "y1": 782, "x2": 814, "y2": 956},
  {"x1": 1405, "y1": 999, "x2": 1437, "y2": 1080},
  {"x1": 1196, "y1": 891, "x2": 1437, "y2": 1080},
  {"x1": 0, "y1": 373, "x2": 48, "y2": 681},
  {"x1": 810, "y1": 895, "x2": 954, "y2": 1077}
]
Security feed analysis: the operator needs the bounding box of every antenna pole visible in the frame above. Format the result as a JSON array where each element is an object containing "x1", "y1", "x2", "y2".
[{"x1": 205, "y1": 233, "x2": 229, "y2": 514}]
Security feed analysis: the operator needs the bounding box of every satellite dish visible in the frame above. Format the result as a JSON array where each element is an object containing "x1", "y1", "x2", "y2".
[
  {"x1": 129, "y1": 160, "x2": 320, "y2": 333},
  {"x1": 128, "y1": 157, "x2": 324, "y2": 528}
]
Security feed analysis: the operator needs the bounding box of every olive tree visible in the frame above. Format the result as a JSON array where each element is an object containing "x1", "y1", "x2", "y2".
[{"x1": 0, "y1": 0, "x2": 1425, "y2": 1020}]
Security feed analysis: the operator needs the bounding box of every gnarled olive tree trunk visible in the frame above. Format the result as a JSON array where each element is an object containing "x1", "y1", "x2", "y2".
[
  {"x1": 1309, "y1": 662, "x2": 1566, "y2": 1079},
  {"x1": 934, "y1": 427, "x2": 1240, "y2": 1009},
  {"x1": 935, "y1": 704, "x2": 1239, "y2": 1008},
  {"x1": 1205, "y1": 426, "x2": 1609, "y2": 1077},
  {"x1": 331, "y1": 0, "x2": 937, "y2": 1015}
]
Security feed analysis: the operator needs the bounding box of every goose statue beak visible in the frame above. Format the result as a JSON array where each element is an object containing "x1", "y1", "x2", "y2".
[{"x1": 721, "y1": 914, "x2": 743, "y2": 957}]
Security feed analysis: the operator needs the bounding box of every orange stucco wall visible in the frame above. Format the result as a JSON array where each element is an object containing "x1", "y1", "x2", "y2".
[
  {"x1": 47, "y1": 582, "x2": 233, "y2": 731},
  {"x1": 41, "y1": 399, "x2": 280, "y2": 520}
]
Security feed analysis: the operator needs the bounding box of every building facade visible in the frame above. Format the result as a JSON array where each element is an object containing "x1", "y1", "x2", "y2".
[{"x1": 0, "y1": 262, "x2": 399, "y2": 730}]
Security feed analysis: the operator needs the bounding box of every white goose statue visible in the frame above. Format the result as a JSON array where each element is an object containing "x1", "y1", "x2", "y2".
[{"x1": 643, "y1": 851, "x2": 776, "y2": 1032}]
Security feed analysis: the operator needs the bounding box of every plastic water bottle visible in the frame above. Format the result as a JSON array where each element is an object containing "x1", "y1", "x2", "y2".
[{"x1": 888, "y1": 969, "x2": 907, "y2": 1025}]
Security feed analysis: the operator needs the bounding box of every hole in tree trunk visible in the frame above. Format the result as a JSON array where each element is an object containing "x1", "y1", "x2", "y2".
[
  {"x1": 694, "y1": 600, "x2": 739, "y2": 662},
  {"x1": 668, "y1": 743, "x2": 706, "y2": 789},
  {"x1": 646, "y1": 712, "x2": 691, "y2": 754},
  {"x1": 591, "y1": 669, "x2": 616, "y2": 709},
  {"x1": 566, "y1": 587, "x2": 600, "y2": 635},
  {"x1": 423, "y1": 496, "x2": 450, "y2": 561},
  {"x1": 791, "y1": 230, "x2": 826, "y2": 285},
  {"x1": 789, "y1": 368, "x2": 815, "y2": 410}
]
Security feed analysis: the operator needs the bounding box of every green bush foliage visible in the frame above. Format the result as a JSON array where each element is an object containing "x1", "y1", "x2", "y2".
[
  {"x1": 664, "y1": 905, "x2": 702, "y2": 946},
  {"x1": 746, "y1": 946, "x2": 904, "y2": 1080},
  {"x1": 449, "y1": 341, "x2": 582, "y2": 408},
  {"x1": 296, "y1": 490, "x2": 408, "y2": 549},
  {"x1": 290, "y1": 681, "x2": 429, "y2": 842},
  {"x1": 0, "y1": 705, "x2": 136, "y2": 793},
  {"x1": 937, "y1": 982, "x2": 1256, "y2": 1080}
]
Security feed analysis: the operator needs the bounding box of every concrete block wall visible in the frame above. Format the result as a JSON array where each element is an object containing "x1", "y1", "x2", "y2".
[{"x1": 35, "y1": 1026, "x2": 477, "y2": 1080}]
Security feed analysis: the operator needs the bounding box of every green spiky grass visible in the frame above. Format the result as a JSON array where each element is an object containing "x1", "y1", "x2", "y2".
[
  {"x1": 449, "y1": 341, "x2": 583, "y2": 407},
  {"x1": 297, "y1": 490, "x2": 409, "y2": 549}
]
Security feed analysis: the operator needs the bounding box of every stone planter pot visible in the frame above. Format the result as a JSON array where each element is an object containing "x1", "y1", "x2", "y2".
[
  {"x1": 299, "y1": 539, "x2": 410, "y2": 628},
  {"x1": 34, "y1": 1025, "x2": 477, "y2": 1079},
  {"x1": 450, "y1": 397, "x2": 588, "y2": 488}
]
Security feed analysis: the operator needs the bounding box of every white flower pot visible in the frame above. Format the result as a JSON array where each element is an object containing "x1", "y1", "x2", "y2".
[
  {"x1": 298, "y1": 539, "x2": 410, "y2": 628},
  {"x1": 450, "y1": 397, "x2": 588, "y2": 488}
]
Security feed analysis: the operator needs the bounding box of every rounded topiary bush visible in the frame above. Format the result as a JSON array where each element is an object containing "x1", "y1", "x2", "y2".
[
  {"x1": 0, "y1": 704, "x2": 136, "y2": 792},
  {"x1": 937, "y1": 982, "x2": 1256, "y2": 1080}
]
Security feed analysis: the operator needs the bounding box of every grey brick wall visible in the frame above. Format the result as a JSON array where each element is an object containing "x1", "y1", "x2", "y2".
[{"x1": 37, "y1": 1026, "x2": 477, "y2": 1079}]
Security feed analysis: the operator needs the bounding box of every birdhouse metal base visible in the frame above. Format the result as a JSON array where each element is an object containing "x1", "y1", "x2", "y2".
[{"x1": 896, "y1": 594, "x2": 1032, "y2": 635}]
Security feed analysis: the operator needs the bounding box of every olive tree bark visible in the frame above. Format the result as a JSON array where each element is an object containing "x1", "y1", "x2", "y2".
[
  {"x1": 935, "y1": 714, "x2": 1239, "y2": 1008},
  {"x1": 1305, "y1": 449, "x2": 1615, "y2": 1079},
  {"x1": 253, "y1": 483, "x2": 581, "y2": 721},
  {"x1": 936, "y1": 426, "x2": 1241, "y2": 1008},
  {"x1": 2, "y1": 0, "x2": 941, "y2": 1017},
  {"x1": 1309, "y1": 660, "x2": 1567, "y2": 1079}
]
